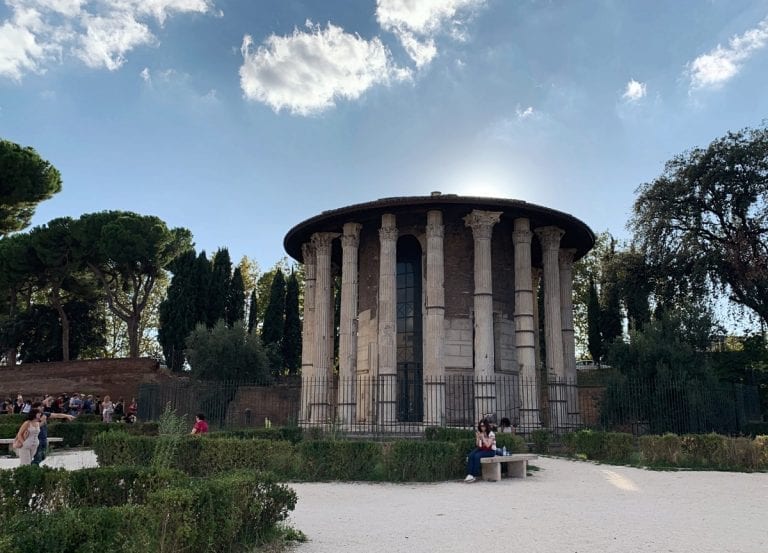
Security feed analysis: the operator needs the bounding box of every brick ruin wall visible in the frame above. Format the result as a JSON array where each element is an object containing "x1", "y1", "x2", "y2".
[{"x1": 0, "y1": 358, "x2": 175, "y2": 403}]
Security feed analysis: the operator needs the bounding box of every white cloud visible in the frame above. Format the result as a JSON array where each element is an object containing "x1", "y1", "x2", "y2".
[
  {"x1": 140, "y1": 66, "x2": 150, "y2": 82},
  {"x1": 688, "y1": 17, "x2": 768, "y2": 89},
  {"x1": 516, "y1": 105, "x2": 534, "y2": 119},
  {"x1": 0, "y1": 0, "x2": 215, "y2": 80},
  {"x1": 239, "y1": 21, "x2": 409, "y2": 116},
  {"x1": 376, "y1": 0, "x2": 485, "y2": 66},
  {"x1": 622, "y1": 79, "x2": 646, "y2": 101}
]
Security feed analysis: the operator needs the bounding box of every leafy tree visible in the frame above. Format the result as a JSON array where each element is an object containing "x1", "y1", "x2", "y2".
[
  {"x1": 9, "y1": 300, "x2": 105, "y2": 363},
  {"x1": 282, "y1": 271, "x2": 302, "y2": 374},
  {"x1": 193, "y1": 252, "x2": 212, "y2": 325},
  {"x1": 0, "y1": 139, "x2": 62, "y2": 237},
  {"x1": 631, "y1": 124, "x2": 768, "y2": 327},
  {"x1": 74, "y1": 211, "x2": 192, "y2": 358},
  {"x1": 26, "y1": 218, "x2": 85, "y2": 361},
  {"x1": 600, "y1": 253, "x2": 623, "y2": 345},
  {"x1": 185, "y1": 320, "x2": 269, "y2": 382},
  {"x1": 226, "y1": 267, "x2": 245, "y2": 327},
  {"x1": 572, "y1": 231, "x2": 612, "y2": 357},
  {"x1": 0, "y1": 233, "x2": 36, "y2": 365},
  {"x1": 587, "y1": 278, "x2": 602, "y2": 364},
  {"x1": 207, "y1": 248, "x2": 232, "y2": 327},
  {"x1": 613, "y1": 248, "x2": 651, "y2": 333}
]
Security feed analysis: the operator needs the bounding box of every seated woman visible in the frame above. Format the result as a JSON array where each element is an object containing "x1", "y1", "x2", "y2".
[{"x1": 464, "y1": 419, "x2": 496, "y2": 482}]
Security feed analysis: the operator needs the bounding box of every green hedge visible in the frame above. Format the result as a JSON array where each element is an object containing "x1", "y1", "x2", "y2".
[
  {"x1": 639, "y1": 433, "x2": 768, "y2": 471},
  {"x1": 425, "y1": 426, "x2": 527, "y2": 456},
  {"x1": 206, "y1": 426, "x2": 303, "y2": 444},
  {"x1": 562, "y1": 430, "x2": 634, "y2": 463},
  {"x1": 0, "y1": 422, "x2": 158, "y2": 447},
  {"x1": 0, "y1": 469, "x2": 297, "y2": 552},
  {"x1": 743, "y1": 422, "x2": 768, "y2": 436}
]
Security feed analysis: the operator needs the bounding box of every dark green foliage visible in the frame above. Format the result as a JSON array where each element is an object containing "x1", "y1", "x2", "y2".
[
  {"x1": 73, "y1": 211, "x2": 193, "y2": 358},
  {"x1": 226, "y1": 266, "x2": 246, "y2": 326},
  {"x1": 587, "y1": 277, "x2": 602, "y2": 364},
  {"x1": 0, "y1": 469, "x2": 297, "y2": 552},
  {"x1": 282, "y1": 271, "x2": 302, "y2": 374},
  {"x1": 600, "y1": 262, "x2": 623, "y2": 345},
  {"x1": 297, "y1": 440, "x2": 383, "y2": 480},
  {"x1": 207, "y1": 248, "x2": 232, "y2": 327},
  {"x1": 638, "y1": 433, "x2": 768, "y2": 471},
  {"x1": 530, "y1": 429, "x2": 552, "y2": 454},
  {"x1": 185, "y1": 320, "x2": 270, "y2": 381},
  {"x1": 0, "y1": 422, "x2": 158, "y2": 447},
  {"x1": 562, "y1": 429, "x2": 634, "y2": 463},
  {"x1": 9, "y1": 300, "x2": 105, "y2": 362},
  {"x1": 247, "y1": 289, "x2": 258, "y2": 332},
  {"x1": 210, "y1": 426, "x2": 303, "y2": 444},
  {"x1": 631, "y1": 124, "x2": 768, "y2": 327},
  {"x1": 0, "y1": 138, "x2": 62, "y2": 237},
  {"x1": 158, "y1": 249, "x2": 198, "y2": 371},
  {"x1": 384, "y1": 441, "x2": 463, "y2": 481},
  {"x1": 193, "y1": 251, "x2": 212, "y2": 325},
  {"x1": 743, "y1": 422, "x2": 768, "y2": 436},
  {"x1": 261, "y1": 269, "x2": 285, "y2": 348}
]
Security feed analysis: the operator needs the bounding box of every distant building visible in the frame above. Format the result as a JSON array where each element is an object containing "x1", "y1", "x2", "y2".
[{"x1": 284, "y1": 193, "x2": 594, "y2": 430}]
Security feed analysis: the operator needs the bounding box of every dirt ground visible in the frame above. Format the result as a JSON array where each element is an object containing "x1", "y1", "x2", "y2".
[{"x1": 287, "y1": 456, "x2": 768, "y2": 553}]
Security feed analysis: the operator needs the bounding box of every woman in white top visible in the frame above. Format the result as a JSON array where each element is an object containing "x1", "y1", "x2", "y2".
[
  {"x1": 13, "y1": 408, "x2": 42, "y2": 465},
  {"x1": 101, "y1": 395, "x2": 114, "y2": 423}
]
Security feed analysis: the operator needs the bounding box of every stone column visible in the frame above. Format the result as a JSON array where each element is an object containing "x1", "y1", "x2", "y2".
[
  {"x1": 424, "y1": 210, "x2": 445, "y2": 425},
  {"x1": 377, "y1": 214, "x2": 398, "y2": 424},
  {"x1": 513, "y1": 218, "x2": 540, "y2": 431},
  {"x1": 535, "y1": 226, "x2": 566, "y2": 433},
  {"x1": 559, "y1": 248, "x2": 579, "y2": 429},
  {"x1": 464, "y1": 210, "x2": 502, "y2": 420},
  {"x1": 338, "y1": 222, "x2": 361, "y2": 426},
  {"x1": 300, "y1": 242, "x2": 316, "y2": 425},
  {"x1": 310, "y1": 232, "x2": 339, "y2": 424}
]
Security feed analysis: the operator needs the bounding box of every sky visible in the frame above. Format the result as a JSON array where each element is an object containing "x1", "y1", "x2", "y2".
[{"x1": 1, "y1": 0, "x2": 768, "y2": 275}]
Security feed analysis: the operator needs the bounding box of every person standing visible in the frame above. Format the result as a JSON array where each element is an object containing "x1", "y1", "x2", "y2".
[
  {"x1": 464, "y1": 419, "x2": 496, "y2": 482},
  {"x1": 31, "y1": 399, "x2": 75, "y2": 466},
  {"x1": 13, "y1": 409, "x2": 42, "y2": 465},
  {"x1": 101, "y1": 395, "x2": 114, "y2": 423}
]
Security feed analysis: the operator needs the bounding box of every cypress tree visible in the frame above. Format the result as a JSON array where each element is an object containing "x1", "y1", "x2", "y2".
[
  {"x1": 247, "y1": 289, "x2": 258, "y2": 333},
  {"x1": 158, "y1": 249, "x2": 198, "y2": 372},
  {"x1": 282, "y1": 271, "x2": 302, "y2": 374},
  {"x1": 600, "y1": 271, "x2": 623, "y2": 344},
  {"x1": 207, "y1": 248, "x2": 232, "y2": 327},
  {"x1": 193, "y1": 252, "x2": 211, "y2": 326},
  {"x1": 261, "y1": 268, "x2": 286, "y2": 347},
  {"x1": 587, "y1": 277, "x2": 603, "y2": 364},
  {"x1": 226, "y1": 267, "x2": 245, "y2": 327}
]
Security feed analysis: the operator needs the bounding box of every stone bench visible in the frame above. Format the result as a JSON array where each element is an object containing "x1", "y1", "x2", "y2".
[{"x1": 480, "y1": 453, "x2": 538, "y2": 481}]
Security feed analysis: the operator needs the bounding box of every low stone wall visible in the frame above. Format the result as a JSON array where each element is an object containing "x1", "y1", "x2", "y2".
[{"x1": 0, "y1": 358, "x2": 174, "y2": 403}]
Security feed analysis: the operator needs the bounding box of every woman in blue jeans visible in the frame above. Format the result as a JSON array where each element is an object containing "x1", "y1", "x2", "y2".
[{"x1": 465, "y1": 419, "x2": 496, "y2": 482}]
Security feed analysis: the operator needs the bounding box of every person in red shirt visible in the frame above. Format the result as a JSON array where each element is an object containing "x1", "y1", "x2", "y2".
[{"x1": 191, "y1": 413, "x2": 209, "y2": 435}]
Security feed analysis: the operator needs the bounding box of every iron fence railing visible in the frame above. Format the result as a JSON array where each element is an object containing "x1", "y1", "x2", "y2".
[{"x1": 137, "y1": 374, "x2": 761, "y2": 437}]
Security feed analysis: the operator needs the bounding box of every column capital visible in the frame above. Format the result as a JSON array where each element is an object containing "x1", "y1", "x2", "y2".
[
  {"x1": 311, "y1": 232, "x2": 339, "y2": 255},
  {"x1": 464, "y1": 210, "x2": 502, "y2": 240},
  {"x1": 535, "y1": 226, "x2": 565, "y2": 250},
  {"x1": 559, "y1": 248, "x2": 577, "y2": 267},
  {"x1": 379, "y1": 215, "x2": 398, "y2": 242},
  {"x1": 301, "y1": 242, "x2": 315, "y2": 266},
  {"x1": 342, "y1": 222, "x2": 362, "y2": 249}
]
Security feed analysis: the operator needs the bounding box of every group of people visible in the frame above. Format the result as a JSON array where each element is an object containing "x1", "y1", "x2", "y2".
[
  {"x1": 464, "y1": 416, "x2": 517, "y2": 483},
  {"x1": 2, "y1": 393, "x2": 138, "y2": 423},
  {"x1": 5, "y1": 392, "x2": 140, "y2": 466}
]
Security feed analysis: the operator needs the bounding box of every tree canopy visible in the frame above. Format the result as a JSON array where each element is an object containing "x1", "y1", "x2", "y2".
[
  {"x1": 631, "y1": 124, "x2": 768, "y2": 327},
  {"x1": 0, "y1": 139, "x2": 62, "y2": 237}
]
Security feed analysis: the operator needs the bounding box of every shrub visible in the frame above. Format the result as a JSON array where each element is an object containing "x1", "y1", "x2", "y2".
[
  {"x1": 383, "y1": 441, "x2": 463, "y2": 481},
  {"x1": 530, "y1": 429, "x2": 551, "y2": 454},
  {"x1": 639, "y1": 433, "x2": 682, "y2": 466},
  {"x1": 680, "y1": 433, "x2": 726, "y2": 467},
  {"x1": 296, "y1": 440, "x2": 382, "y2": 481},
  {"x1": 566, "y1": 430, "x2": 634, "y2": 463}
]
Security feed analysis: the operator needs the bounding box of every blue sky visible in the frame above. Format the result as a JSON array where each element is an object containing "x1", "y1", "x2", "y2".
[{"x1": 1, "y1": 0, "x2": 767, "y2": 274}]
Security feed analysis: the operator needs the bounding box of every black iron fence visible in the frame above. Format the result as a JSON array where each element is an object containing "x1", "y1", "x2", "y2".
[{"x1": 137, "y1": 374, "x2": 762, "y2": 437}]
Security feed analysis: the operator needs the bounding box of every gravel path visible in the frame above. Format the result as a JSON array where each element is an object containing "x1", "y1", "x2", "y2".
[{"x1": 287, "y1": 457, "x2": 768, "y2": 553}]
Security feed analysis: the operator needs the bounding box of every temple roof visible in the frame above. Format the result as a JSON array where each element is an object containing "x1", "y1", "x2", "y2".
[{"x1": 284, "y1": 193, "x2": 595, "y2": 263}]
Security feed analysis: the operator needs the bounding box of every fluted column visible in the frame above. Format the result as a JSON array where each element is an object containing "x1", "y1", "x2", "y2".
[
  {"x1": 424, "y1": 210, "x2": 445, "y2": 425},
  {"x1": 465, "y1": 210, "x2": 502, "y2": 420},
  {"x1": 513, "y1": 218, "x2": 540, "y2": 431},
  {"x1": 377, "y1": 214, "x2": 398, "y2": 424},
  {"x1": 535, "y1": 226, "x2": 566, "y2": 433},
  {"x1": 310, "y1": 232, "x2": 339, "y2": 423},
  {"x1": 559, "y1": 248, "x2": 579, "y2": 428},
  {"x1": 338, "y1": 222, "x2": 361, "y2": 425},
  {"x1": 300, "y1": 242, "x2": 316, "y2": 425}
]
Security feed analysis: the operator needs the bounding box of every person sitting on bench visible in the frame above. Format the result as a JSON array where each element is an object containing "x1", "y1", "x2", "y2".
[{"x1": 465, "y1": 419, "x2": 496, "y2": 483}]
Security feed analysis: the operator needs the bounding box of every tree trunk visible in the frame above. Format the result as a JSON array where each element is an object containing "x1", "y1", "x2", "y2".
[{"x1": 127, "y1": 317, "x2": 140, "y2": 358}]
